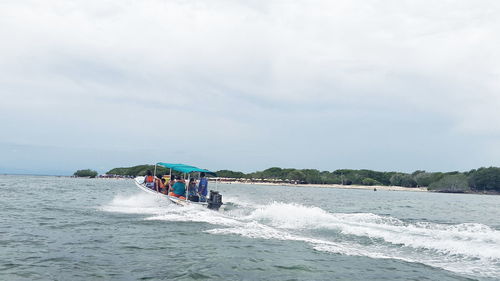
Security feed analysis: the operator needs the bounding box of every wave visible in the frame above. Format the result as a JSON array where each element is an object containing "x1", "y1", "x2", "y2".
[
  {"x1": 245, "y1": 202, "x2": 500, "y2": 260},
  {"x1": 100, "y1": 192, "x2": 175, "y2": 215},
  {"x1": 101, "y1": 194, "x2": 500, "y2": 278}
]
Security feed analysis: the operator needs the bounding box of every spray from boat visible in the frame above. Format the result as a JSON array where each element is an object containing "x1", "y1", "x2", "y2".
[{"x1": 102, "y1": 193, "x2": 500, "y2": 278}]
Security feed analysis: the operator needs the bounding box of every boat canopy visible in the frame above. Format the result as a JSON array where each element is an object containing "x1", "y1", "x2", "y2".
[{"x1": 156, "y1": 162, "x2": 217, "y2": 176}]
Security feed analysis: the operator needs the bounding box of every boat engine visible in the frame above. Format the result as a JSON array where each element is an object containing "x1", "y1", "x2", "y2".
[{"x1": 207, "y1": 190, "x2": 223, "y2": 210}]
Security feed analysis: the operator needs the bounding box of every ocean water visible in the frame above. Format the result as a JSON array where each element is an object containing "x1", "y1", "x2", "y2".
[{"x1": 1, "y1": 175, "x2": 499, "y2": 281}]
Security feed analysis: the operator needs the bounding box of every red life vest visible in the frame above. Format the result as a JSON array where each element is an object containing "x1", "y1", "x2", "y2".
[{"x1": 145, "y1": 175, "x2": 154, "y2": 183}]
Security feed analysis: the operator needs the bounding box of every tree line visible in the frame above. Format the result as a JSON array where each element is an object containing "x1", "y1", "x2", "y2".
[
  {"x1": 106, "y1": 165, "x2": 181, "y2": 178},
  {"x1": 104, "y1": 165, "x2": 500, "y2": 193},
  {"x1": 216, "y1": 167, "x2": 500, "y2": 193}
]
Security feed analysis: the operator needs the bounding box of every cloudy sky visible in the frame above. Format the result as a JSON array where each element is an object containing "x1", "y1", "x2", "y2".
[{"x1": 1, "y1": 0, "x2": 500, "y2": 175}]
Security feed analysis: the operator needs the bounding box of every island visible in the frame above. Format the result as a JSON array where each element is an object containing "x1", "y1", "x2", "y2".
[
  {"x1": 103, "y1": 165, "x2": 500, "y2": 194},
  {"x1": 73, "y1": 169, "x2": 98, "y2": 178}
]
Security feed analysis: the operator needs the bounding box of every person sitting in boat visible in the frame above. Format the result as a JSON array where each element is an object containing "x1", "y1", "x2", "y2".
[
  {"x1": 143, "y1": 170, "x2": 155, "y2": 189},
  {"x1": 187, "y1": 178, "x2": 198, "y2": 201},
  {"x1": 197, "y1": 172, "x2": 209, "y2": 202},
  {"x1": 161, "y1": 175, "x2": 171, "y2": 194},
  {"x1": 167, "y1": 176, "x2": 175, "y2": 194},
  {"x1": 155, "y1": 174, "x2": 165, "y2": 193},
  {"x1": 169, "y1": 176, "x2": 186, "y2": 200}
]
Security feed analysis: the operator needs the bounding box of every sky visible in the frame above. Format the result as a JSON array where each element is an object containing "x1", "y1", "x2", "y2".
[{"x1": 1, "y1": 0, "x2": 500, "y2": 175}]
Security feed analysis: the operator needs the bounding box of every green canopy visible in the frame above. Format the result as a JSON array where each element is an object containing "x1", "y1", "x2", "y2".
[{"x1": 156, "y1": 162, "x2": 217, "y2": 176}]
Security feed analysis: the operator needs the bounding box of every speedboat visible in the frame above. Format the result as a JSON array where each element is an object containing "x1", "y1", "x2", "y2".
[{"x1": 134, "y1": 162, "x2": 223, "y2": 210}]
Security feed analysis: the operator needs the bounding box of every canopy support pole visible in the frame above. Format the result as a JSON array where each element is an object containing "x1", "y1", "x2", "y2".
[
  {"x1": 153, "y1": 163, "x2": 158, "y2": 192},
  {"x1": 186, "y1": 173, "x2": 190, "y2": 201},
  {"x1": 169, "y1": 168, "x2": 172, "y2": 195}
]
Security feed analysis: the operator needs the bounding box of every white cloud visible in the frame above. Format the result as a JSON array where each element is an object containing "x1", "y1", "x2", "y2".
[{"x1": 1, "y1": 0, "x2": 499, "y2": 173}]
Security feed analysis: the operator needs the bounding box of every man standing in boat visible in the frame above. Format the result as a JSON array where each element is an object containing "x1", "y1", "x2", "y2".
[{"x1": 198, "y1": 172, "x2": 209, "y2": 202}]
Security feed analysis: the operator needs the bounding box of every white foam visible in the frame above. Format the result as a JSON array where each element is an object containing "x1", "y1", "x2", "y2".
[
  {"x1": 214, "y1": 201, "x2": 500, "y2": 277},
  {"x1": 221, "y1": 195, "x2": 258, "y2": 209},
  {"x1": 243, "y1": 202, "x2": 500, "y2": 260},
  {"x1": 146, "y1": 206, "x2": 242, "y2": 227},
  {"x1": 101, "y1": 195, "x2": 500, "y2": 278},
  {"x1": 100, "y1": 192, "x2": 177, "y2": 215}
]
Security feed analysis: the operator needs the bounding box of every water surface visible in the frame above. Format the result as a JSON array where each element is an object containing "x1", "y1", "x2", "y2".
[{"x1": 1, "y1": 175, "x2": 499, "y2": 280}]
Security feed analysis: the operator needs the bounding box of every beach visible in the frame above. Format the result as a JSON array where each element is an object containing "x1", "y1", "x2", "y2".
[{"x1": 218, "y1": 180, "x2": 428, "y2": 192}]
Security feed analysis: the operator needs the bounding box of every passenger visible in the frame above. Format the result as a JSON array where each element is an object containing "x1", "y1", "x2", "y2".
[
  {"x1": 161, "y1": 175, "x2": 171, "y2": 194},
  {"x1": 197, "y1": 172, "x2": 209, "y2": 202},
  {"x1": 187, "y1": 178, "x2": 198, "y2": 201},
  {"x1": 167, "y1": 176, "x2": 175, "y2": 194},
  {"x1": 155, "y1": 174, "x2": 165, "y2": 193},
  {"x1": 144, "y1": 170, "x2": 155, "y2": 189},
  {"x1": 169, "y1": 176, "x2": 186, "y2": 200}
]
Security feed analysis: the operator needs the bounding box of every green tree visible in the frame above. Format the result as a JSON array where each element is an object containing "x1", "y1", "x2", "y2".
[
  {"x1": 301, "y1": 169, "x2": 321, "y2": 184},
  {"x1": 106, "y1": 165, "x2": 170, "y2": 177},
  {"x1": 411, "y1": 170, "x2": 426, "y2": 176},
  {"x1": 362, "y1": 178, "x2": 381, "y2": 186},
  {"x1": 320, "y1": 171, "x2": 341, "y2": 184},
  {"x1": 390, "y1": 173, "x2": 417, "y2": 187},
  {"x1": 357, "y1": 169, "x2": 391, "y2": 185},
  {"x1": 468, "y1": 167, "x2": 500, "y2": 192},
  {"x1": 428, "y1": 174, "x2": 470, "y2": 192},
  {"x1": 216, "y1": 170, "x2": 246, "y2": 178},
  {"x1": 261, "y1": 167, "x2": 284, "y2": 179},
  {"x1": 74, "y1": 169, "x2": 98, "y2": 178},
  {"x1": 288, "y1": 170, "x2": 306, "y2": 182},
  {"x1": 413, "y1": 172, "x2": 444, "y2": 187}
]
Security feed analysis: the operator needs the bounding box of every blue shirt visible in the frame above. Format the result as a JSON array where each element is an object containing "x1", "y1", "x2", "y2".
[
  {"x1": 198, "y1": 178, "x2": 208, "y2": 196},
  {"x1": 172, "y1": 181, "x2": 186, "y2": 196}
]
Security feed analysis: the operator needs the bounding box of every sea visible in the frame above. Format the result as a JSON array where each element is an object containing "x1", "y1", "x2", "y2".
[{"x1": 1, "y1": 175, "x2": 499, "y2": 281}]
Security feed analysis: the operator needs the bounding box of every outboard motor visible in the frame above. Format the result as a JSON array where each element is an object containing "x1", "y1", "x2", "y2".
[{"x1": 207, "y1": 190, "x2": 223, "y2": 210}]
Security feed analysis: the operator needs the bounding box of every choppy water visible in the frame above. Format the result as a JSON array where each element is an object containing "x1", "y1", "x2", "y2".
[{"x1": 1, "y1": 175, "x2": 500, "y2": 280}]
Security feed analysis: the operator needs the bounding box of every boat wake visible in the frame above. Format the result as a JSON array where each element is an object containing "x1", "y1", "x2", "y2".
[{"x1": 102, "y1": 193, "x2": 500, "y2": 278}]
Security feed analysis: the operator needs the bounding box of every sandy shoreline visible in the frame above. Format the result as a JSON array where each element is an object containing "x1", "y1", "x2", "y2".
[{"x1": 217, "y1": 181, "x2": 428, "y2": 192}]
